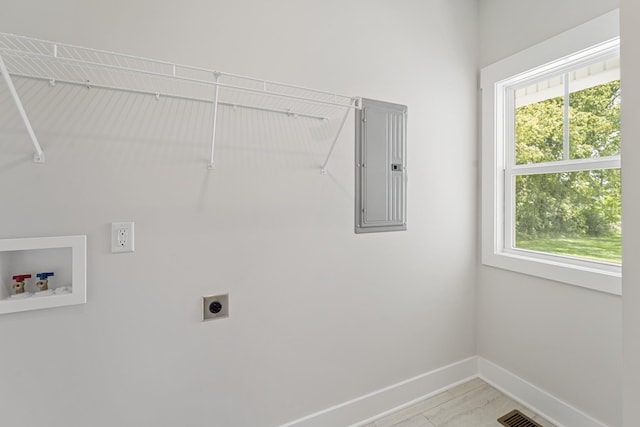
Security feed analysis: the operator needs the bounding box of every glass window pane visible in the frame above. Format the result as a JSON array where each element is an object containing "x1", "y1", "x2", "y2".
[
  {"x1": 514, "y1": 169, "x2": 621, "y2": 263},
  {"x1": 569, "y1": 62, "x2": 620, "y2": 159},
  {"x1": 515, "y1": 77, "x2": 565, "y2": 164}
]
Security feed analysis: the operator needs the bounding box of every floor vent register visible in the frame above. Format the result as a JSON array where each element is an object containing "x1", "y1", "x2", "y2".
[{"x1": 497, "y1": 409, "x2": 543, "y2": 427}]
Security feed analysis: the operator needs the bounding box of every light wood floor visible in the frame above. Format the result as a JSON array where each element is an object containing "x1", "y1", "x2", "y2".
[{"x1": 361, "y1": 378, "x2": 555, "y2": 427}]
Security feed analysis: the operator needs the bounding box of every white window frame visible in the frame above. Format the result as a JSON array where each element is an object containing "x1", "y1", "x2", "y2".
[{"x1": 481, "y1": 9, "x2": 621, "y2": 295}]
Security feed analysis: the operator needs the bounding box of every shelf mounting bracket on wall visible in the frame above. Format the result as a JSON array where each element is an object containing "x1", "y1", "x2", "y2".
[
  {"x1": 208, "y1": 71, "x2": 221, "y2": 170},
  {"x1": 321, "y1": 104, "x2": 353, "y2": 175},
  {"x1": 0, "y1": 52, "x2": 44, "y2": 163}
]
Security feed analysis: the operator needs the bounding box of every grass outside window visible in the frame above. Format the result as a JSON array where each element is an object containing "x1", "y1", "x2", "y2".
[{"x1": 516, "y1": 232, "x2": 621, "y2": 264}]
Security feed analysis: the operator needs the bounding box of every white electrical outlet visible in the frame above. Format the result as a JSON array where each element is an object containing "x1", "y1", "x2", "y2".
[{"x1": 111, "y1": 222, "x2": 134, "y2": 253}]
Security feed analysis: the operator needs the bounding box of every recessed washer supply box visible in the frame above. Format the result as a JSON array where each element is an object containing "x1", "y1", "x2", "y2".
[{"x1": 0, "y1": 235, "x2": 87, "y2": 314}]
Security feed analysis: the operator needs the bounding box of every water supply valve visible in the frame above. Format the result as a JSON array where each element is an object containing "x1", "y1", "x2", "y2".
[
  {"x1": 12, "y1": 274, "x2": 32, "y2": 294},
  {"x1": 36, "y1": 272, "x2": 54, "y2": 291}
]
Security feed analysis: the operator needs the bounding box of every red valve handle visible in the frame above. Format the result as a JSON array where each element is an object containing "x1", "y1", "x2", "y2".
[{"x1": 12, "y1": 274, "x2": 32, "y2": 282}]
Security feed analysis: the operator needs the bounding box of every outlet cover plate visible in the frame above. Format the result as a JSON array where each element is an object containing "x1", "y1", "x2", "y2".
[
  {"x1": 111, "y1": 222, "x2": 134, "y2": 253},
  {"x1": 203, "y1": 294, "x2": 229, "y2": 321}
]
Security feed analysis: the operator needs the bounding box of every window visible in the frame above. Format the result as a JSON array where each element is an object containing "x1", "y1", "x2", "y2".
[
  {"x1": 511, "y1": 60, "x2": 620, "y2": 262},
  {"x1": 481, "y1": 10, "x2": 621, "y2": 294}
]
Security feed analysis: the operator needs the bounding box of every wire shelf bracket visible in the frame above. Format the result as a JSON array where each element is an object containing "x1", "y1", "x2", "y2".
[
  {"x1": 0, "y1": 32, "x2": 361, "y2": 170},
  {"x1": 0, "y1": 52, "x2": 44, "y2": 163},
  {"x1": 321, "y1": 106, "x2": 352, "y2": 175}
]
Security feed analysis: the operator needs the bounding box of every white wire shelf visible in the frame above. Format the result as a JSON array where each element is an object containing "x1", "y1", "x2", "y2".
[{"x1": 0, "y1": 32, "x2": 360, "y2": 170}]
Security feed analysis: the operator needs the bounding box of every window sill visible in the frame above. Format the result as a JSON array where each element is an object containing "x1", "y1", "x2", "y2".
[{"x1": 482, "y1": 249, "x2": 621, "y2": 295}]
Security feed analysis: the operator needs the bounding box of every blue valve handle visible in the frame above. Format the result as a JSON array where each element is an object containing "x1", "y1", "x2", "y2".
[{"x1": 36, "y1": 272, "x2": 54, "y2": 280}]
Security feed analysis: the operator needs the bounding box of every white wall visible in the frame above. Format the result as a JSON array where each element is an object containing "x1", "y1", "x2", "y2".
[
  {"x1": 621, "y1": 1, "x2": 640, "y2": 425},
  {"x1": 478, "y1": 1, "x2": 622, "y2": 426},
  {"x1": 479, "y1": 0, "x2": 621, "y2": 67},
  {"x1": 0, "y1": 1, "x2": 479, "y2": 426}
]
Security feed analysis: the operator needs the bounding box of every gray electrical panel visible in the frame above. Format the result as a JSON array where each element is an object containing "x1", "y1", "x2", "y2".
[{"x1": 355, "y1": 98, "x2": 407, "y2": 233}]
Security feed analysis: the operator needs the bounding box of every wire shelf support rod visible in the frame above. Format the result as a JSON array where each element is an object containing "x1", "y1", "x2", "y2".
[{"x1": 0, "y1": 52, "x2": 44, "y2": 163}]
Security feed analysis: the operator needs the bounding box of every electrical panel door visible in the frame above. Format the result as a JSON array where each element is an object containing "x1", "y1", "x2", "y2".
[{"x1": 355, "y1": 98, "x2": 407, "y2": 233}]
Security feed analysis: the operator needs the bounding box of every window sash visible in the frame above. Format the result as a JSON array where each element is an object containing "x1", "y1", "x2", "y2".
[
  {"x1": 507, "y1": 156, "x2": 620, "y2": 176},
  {"x1": 497, "y1": 80, "x2": 621, "y2": 271},
  {"x1": 500, "y1": 51, "x2": 621, "y2": 269},
  {"x1": 503, "y1": 166, "x2": 621, "y2": 270}
]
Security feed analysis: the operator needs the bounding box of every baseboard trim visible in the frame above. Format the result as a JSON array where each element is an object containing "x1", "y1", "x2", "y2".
[
  {"x1": 279, "y1": 356, "x2": 609, "y2": 427},
  {"x1": 278, "y1": 356, "x2": 478, "y2": 427},
  {"x1": 478, "y1": 357, "x2": 608, "y2": 427}
]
